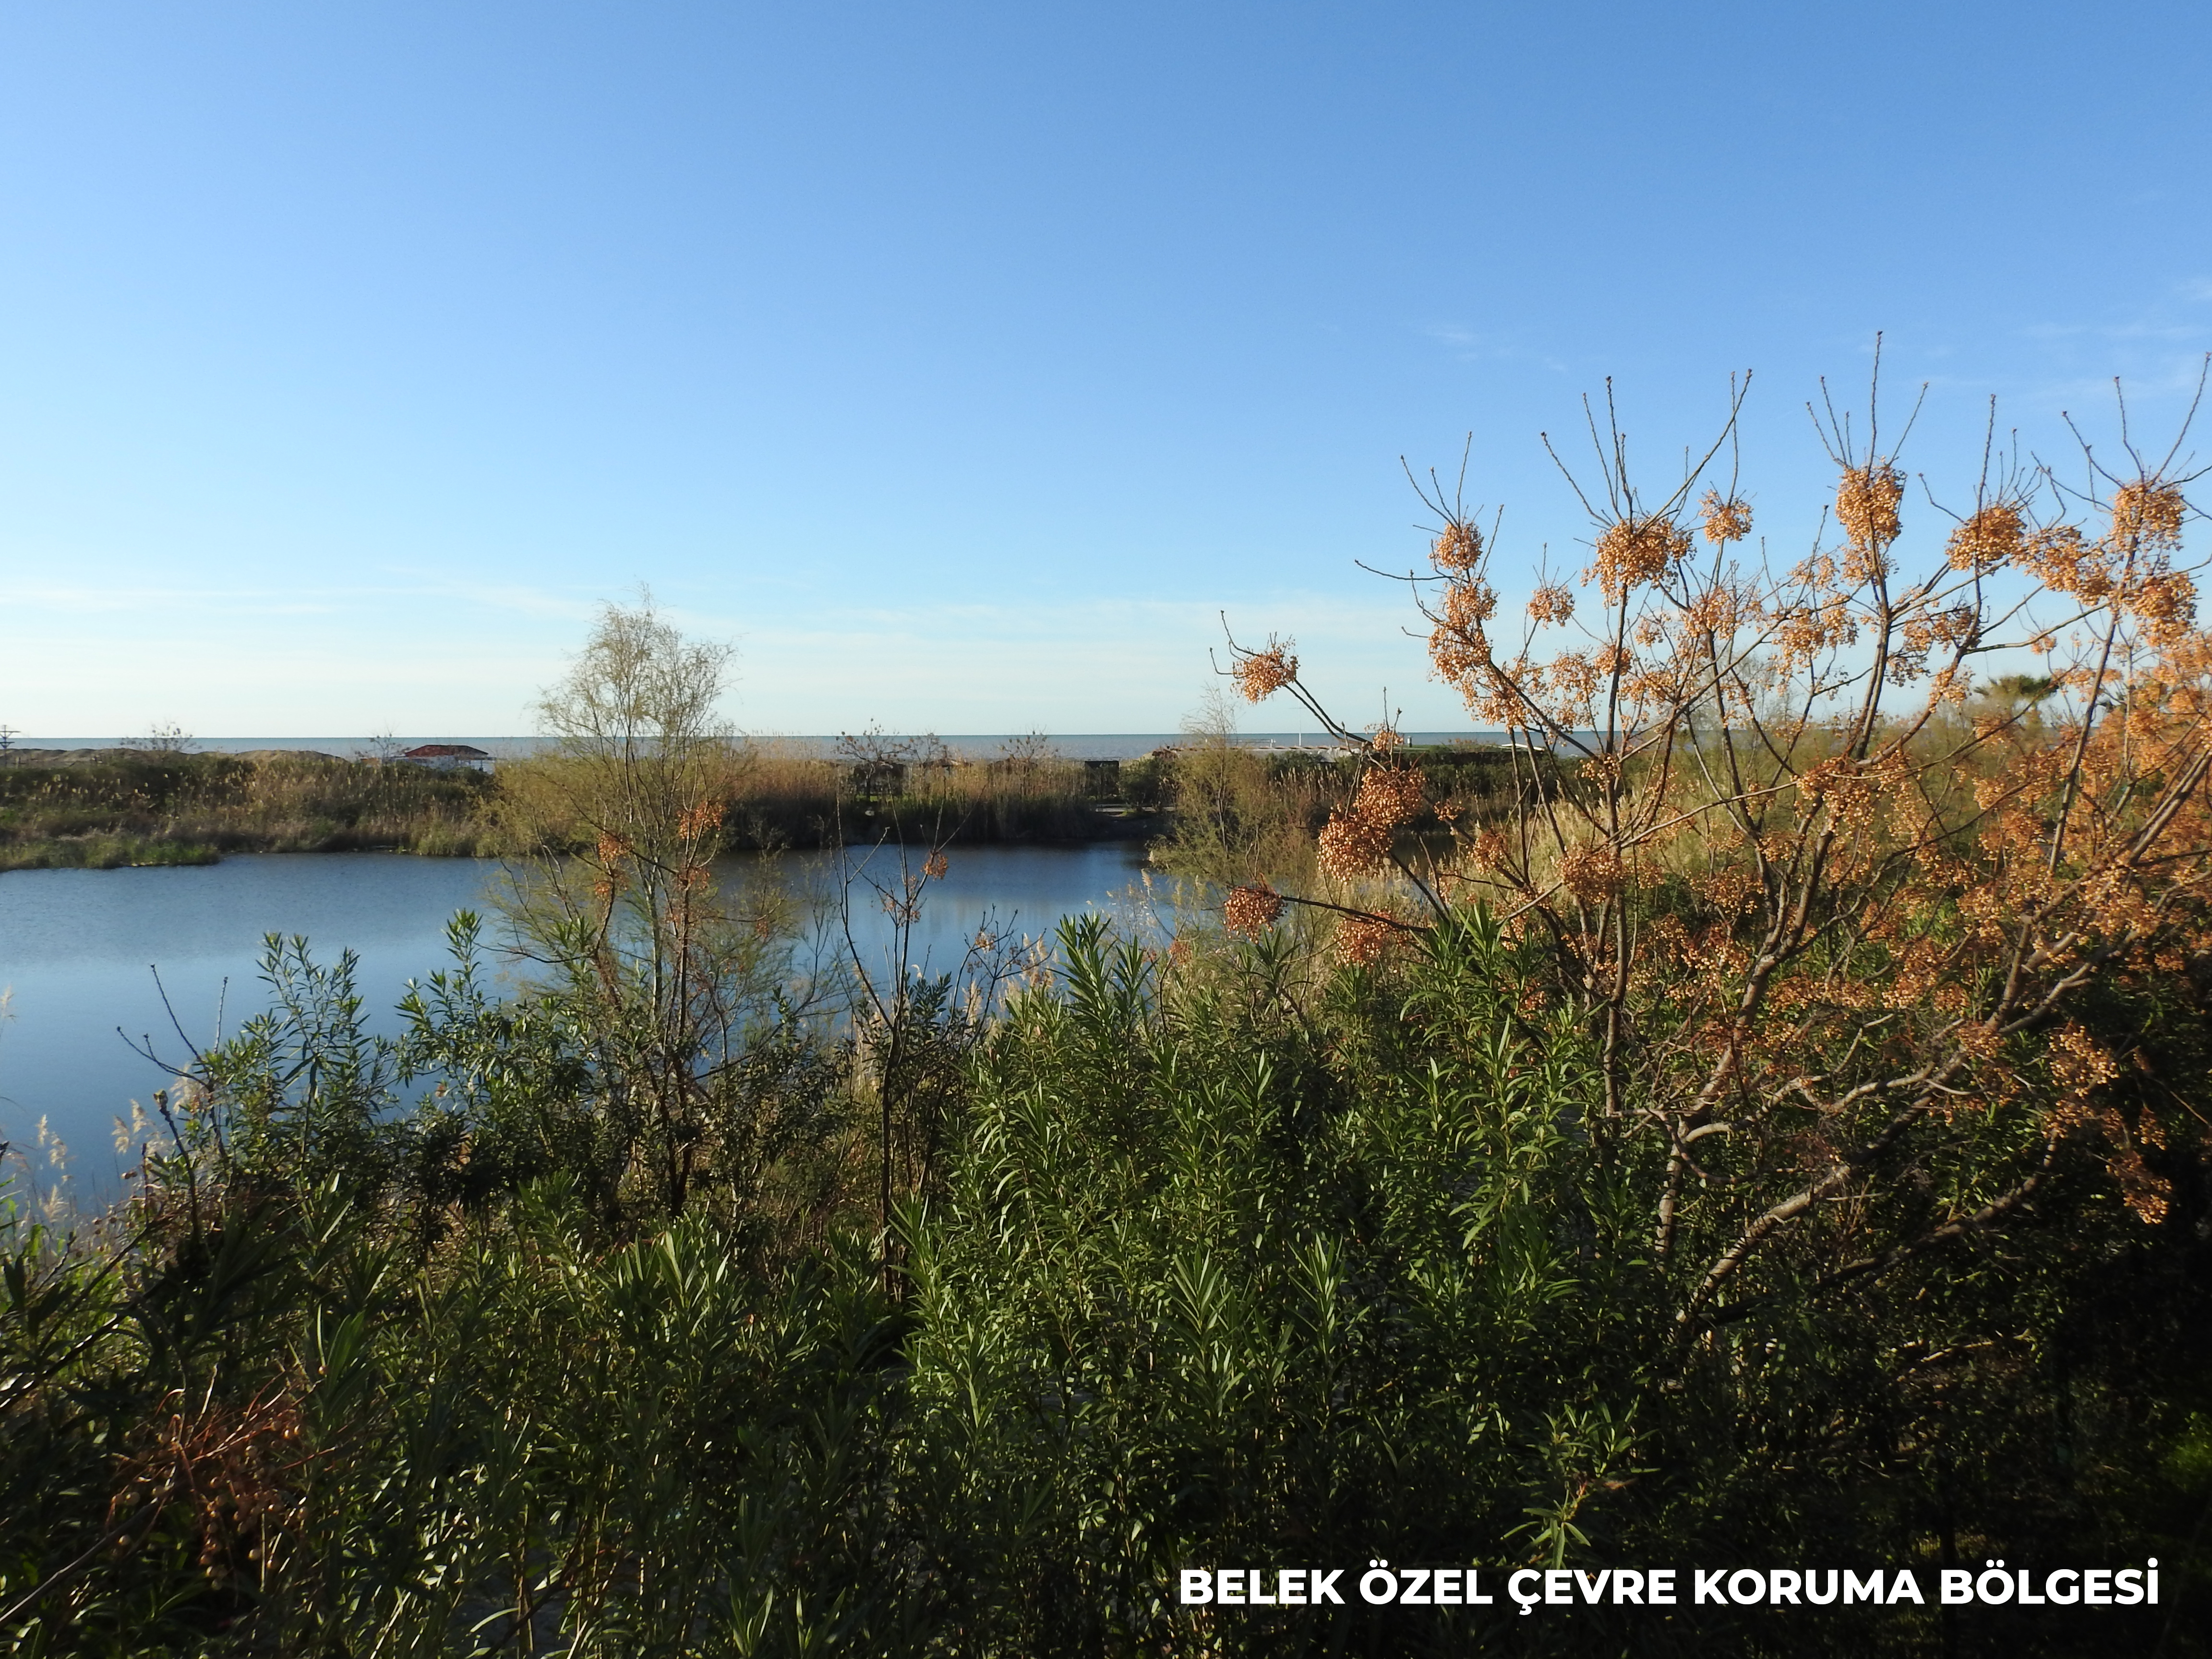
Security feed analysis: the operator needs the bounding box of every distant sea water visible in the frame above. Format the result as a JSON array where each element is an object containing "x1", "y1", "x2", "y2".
[{"x1": 11, "y1": 733, "x2": 1508, "y2": 763}]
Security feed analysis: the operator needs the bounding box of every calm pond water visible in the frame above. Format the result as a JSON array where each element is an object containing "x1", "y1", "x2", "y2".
[{"x1": 0, "y1": 844, "x2": 1157, "y2": 1196}]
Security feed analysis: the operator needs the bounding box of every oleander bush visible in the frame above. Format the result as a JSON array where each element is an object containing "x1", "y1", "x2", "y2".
[{"x1": 7, "y1": 909, "x2": 2205, "y2": 1656}]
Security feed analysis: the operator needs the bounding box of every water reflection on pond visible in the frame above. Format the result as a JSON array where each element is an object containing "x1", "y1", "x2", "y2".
[{"x1": 0, "y1": 844, "x2": 1159, "y2": 1195}]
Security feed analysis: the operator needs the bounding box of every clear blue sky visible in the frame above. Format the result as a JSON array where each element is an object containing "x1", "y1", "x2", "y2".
[{"x1": 3, "y1": 1, "x2": 2208, "y2": 737}]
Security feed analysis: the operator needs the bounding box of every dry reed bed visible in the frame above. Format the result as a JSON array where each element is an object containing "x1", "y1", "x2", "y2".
[{"x1": 0, "y1": 752, "x2": 498, "y2": 869}]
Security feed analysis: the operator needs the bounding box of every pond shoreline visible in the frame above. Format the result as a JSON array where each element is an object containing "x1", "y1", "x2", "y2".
[
  {"x1": 0, "y1": 842, "x2": 1165, "y2": 1193},
  {"x1": 0, "y1": 808, "x2": 1169, "y2": 871}
]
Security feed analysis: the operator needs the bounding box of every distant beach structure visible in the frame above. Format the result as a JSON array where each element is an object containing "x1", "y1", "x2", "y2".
[{"x1": 400, "y1": 743, "x2": 493, "y2": 772}]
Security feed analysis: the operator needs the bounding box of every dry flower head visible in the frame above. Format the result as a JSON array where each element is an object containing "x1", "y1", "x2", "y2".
[
  {"x1": 1235, "y1": 640, "x2": 1299, "y2": 703},
  {"x1": 1223, "y1": 881, "x2": 1286, "y2": 938},
  {"x1": 2112, "y1": 479, "x2": 2186, "y2": 548},
  {"x1": 1528, "y1": 584, "x2": 1575, "y2": 626},
  {"x1": 1592, "y1": 516, "x2": 1693, "y2": 601},
  {"x1": 1947, "y1": 503, "x2": 2025, "y2": 571},
  {"x1": 1558, "y1": 842, "x2": 1623, "y2": 905},
  {"x1": 1837, "y1": 462, "x2": 1904, "y2": 547},
  {"x1": 1431, "y1": 520, "x2": 1484, "y2": 571},
  {"x1": 1699, "y1": 490, "x2": 1753, "y2": 544},
  {"x1": 1353, "y1": 764, "x2": 1427, "y2": 829},
  {"x1": 1336, "y1": 913, "x2": 1398, "y2": 966},
  {"x1": 1318, "y1": 810, "x2": 1395, "y2": 878}
]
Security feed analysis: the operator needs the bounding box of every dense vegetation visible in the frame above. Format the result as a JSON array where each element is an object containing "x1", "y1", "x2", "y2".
[
  {"x1": 0, "y1": 750, "x2": 497, "y2": 869},
  {"x1": 0, "y1": 738, "x2": 1142, "y2": 870},
  {"x1": 7, "y1": 376, "x2": 2212, "y2": 1655},
  {"x1": 5, "y1": 909, "x2": 2203, "y2": 1656}
]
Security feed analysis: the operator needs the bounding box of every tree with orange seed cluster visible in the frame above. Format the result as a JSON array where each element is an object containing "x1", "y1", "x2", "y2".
[{"x1": 1225, "y1": 352, "x2": 2212, "y2": 1345}]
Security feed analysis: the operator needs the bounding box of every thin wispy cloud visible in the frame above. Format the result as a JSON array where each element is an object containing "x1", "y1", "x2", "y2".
[
  {"x1": 0, "y1": 585, "x2": 344, "y2": 616},
  {"x1": 370, "y1": 573, "x2": 607, "y2": 622},
  {"x1": 1422, "y1": 323, "x2": 1569, "y2": 373},
  {"x1": 2022, "y1": 321, "x2": 2207, "y2": 345}
]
